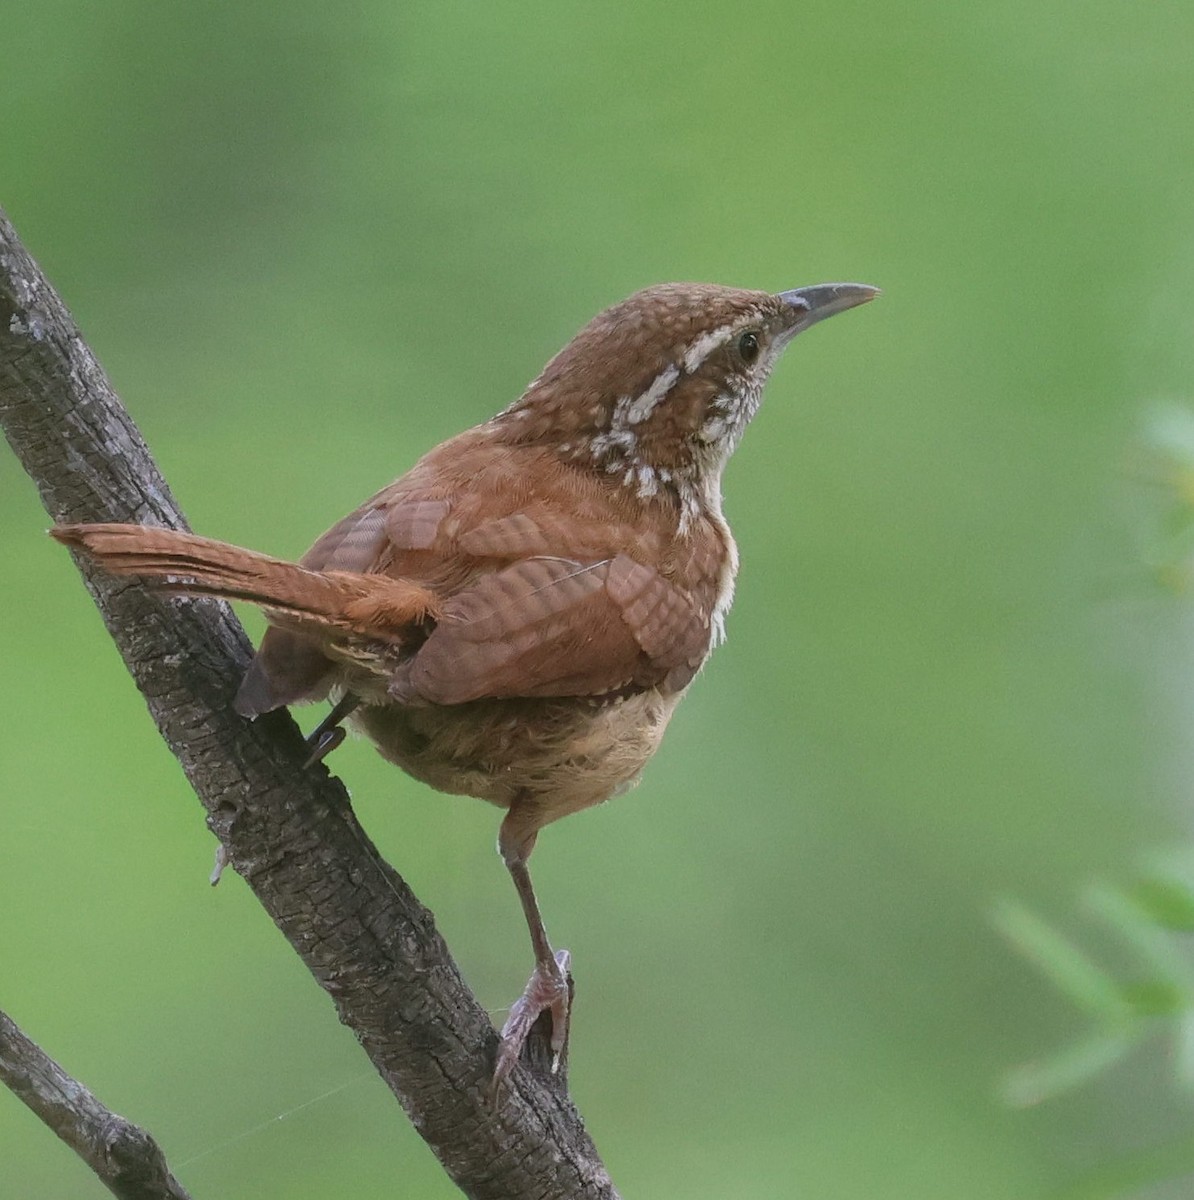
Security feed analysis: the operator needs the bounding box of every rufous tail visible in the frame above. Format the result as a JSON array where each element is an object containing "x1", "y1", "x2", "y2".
[{"x1": 51, "y1": 523, "x2": 439, "y2": 641}]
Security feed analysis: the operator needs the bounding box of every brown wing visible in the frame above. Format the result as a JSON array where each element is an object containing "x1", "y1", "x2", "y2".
[
  {"x1": 400, "y1": 552, "x2": 709, "y2": 705},
  {"x1": 299, "y1": 505, "x2": 389, "y2": 570},
  {"x1": 238, "y1": 489, "x2": 442, "y2": 714},
  {"x1": 604, "y1": 555, "x2": 711, "y2": 690},
  {"x1": 238, "y1": 445, "x2": 720, "y2": 712}
]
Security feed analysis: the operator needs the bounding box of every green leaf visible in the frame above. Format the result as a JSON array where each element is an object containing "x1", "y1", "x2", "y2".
[
  {"x1": 1085, "y1": 884, "x2": 1194, "y2": 990},
  {"x1": 993, "y1": 899, "x2": 1127, "y2": 1017},
  {"x1": 1118, "y1": 979, "x2": 1187, "y2": 1018},
  {"x1": 1127, "y1": 877, "x2": 1194, "y2": 932},
  {"x1": 1002, "y1": 1030, "x2": 1140, "y2": 1108}
]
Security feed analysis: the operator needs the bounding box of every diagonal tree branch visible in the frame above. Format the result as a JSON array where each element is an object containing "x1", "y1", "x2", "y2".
[
  {"x1": 0, "y1": 1008, "x2": 192, "y2": 1200},
  {"x1": 0, "y1": 208, "x2": 617, "y2": 1200}
]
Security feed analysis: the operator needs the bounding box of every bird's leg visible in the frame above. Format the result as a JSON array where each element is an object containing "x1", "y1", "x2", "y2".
[
  {"x1": 302, "y1": 693, "x2": 360, "y2": 767},
  {"x1": 491, "y1": 810, "x2": 572, "y2": 1098}
]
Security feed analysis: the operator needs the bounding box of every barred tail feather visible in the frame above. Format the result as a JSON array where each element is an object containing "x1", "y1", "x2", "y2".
[{"x1": 51, "y1": 523, "x2": 439, "y2": 640}]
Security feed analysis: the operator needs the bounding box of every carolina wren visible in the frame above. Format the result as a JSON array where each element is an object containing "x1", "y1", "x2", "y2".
[{"x1": 53, "y1": 280, "x2": 877, "y2": 1091}]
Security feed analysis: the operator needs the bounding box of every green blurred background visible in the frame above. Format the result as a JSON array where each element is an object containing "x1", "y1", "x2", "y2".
[{"x1": 3, "y1": 2, "x2": 1193, "y2": 1197}]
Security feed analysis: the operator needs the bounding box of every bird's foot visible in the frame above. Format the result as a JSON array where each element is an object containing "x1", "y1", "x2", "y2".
[
  {"x1": 302, "y1": 724, "x2": 346, "y2": 768},
  {"x1": 491, "y1": 948, "x2": 572, "y2": 1101},
  {"x1": 301, "y1": 694, "x2": 359, "y2": 768}
]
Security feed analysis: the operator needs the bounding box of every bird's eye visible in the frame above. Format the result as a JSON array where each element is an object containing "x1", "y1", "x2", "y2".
[{"x1": 737, "y1": 331, "x2": 760, "y2": 364}]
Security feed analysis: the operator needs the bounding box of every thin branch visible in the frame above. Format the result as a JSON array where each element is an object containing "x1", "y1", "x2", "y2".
[
  {"x1": 0, "y1": 208, "x2": 617, "y2": 1200},
  {"x1": 0, "y1": 1008, "x2": 192, "y2": 1200}
]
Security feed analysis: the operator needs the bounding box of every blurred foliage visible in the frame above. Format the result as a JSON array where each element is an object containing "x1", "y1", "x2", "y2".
[
  {"x1": 997, "y1": 872, "x2": 1194, "y2": 1112},
  {"x1": 994, "y1": 416, "x2": 1194, "y2": 1198},
  {"x1": 996, "y1": 857, "x2": 1194, "y2": 1197},
  {"x1": 3, "y1": 2, "x2": 1194, "y2": 1198},
  {"x1": 1135, "y1": 406, "x2": 1194, "y2": 591}
]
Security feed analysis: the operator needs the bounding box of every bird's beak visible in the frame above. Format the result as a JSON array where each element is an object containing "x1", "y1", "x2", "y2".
[{"x1": 777, "y1": 283, "x2": 880, "y2": 338}]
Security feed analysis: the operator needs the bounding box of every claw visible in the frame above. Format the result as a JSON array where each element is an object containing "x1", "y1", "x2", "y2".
[
  {"x1": 301, "y1": 694, "x2": 359, "y2": 767},
  {"x1": 490, "y1": 949, "x2": 572, "y2": 1103},
  {"x1": 301, "y1": 724, "x2": 347, "y2": 768}
]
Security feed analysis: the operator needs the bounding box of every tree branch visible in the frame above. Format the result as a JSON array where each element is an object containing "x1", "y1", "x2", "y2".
[
  {"x1": 0, "y1": 1008, "x2": 192, "y2": 1200},
  {"x1": 0, "y1": 208, "x2": 617, "y2": 1200}
]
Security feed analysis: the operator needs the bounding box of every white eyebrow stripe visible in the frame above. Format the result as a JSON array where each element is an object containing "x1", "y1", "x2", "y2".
[{"x1": 682, "y1": 322, "x2": 739, "y2": 374}]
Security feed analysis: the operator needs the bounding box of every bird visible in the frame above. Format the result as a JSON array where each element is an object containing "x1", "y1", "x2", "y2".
[{"x1": 52, "y1": 279, "x2": 878, "y2": 1093}]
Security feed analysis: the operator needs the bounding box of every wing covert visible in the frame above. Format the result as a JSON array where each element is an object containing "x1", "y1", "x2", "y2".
[{"x1": 399, "y1": 553, "x2": 711, "y2": 705}]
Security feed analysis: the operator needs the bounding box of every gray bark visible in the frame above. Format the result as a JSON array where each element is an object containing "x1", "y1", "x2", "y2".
[{"x1": 0, "y1": 1008, "x2": 193, "y2": 1200}]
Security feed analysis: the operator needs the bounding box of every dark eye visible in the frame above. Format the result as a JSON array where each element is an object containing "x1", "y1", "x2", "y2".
[{"x1": 737, "y1": 331, "x2": 760, "y2": 364}]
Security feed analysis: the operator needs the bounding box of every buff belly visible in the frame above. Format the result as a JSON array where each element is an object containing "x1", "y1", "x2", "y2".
[{"x1": 351, "y1": 687, "x2": 684, "y2": 824}]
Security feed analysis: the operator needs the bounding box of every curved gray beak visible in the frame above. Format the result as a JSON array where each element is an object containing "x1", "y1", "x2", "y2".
[{"x1": 778, "y1": 283, "x2": 880, "y2": 336}]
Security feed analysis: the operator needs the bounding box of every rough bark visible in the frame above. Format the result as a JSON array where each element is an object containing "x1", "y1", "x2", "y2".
[
  {"x1": 0, "y1": 1009, "x2": 193, "y2": 1200},
  {"x1": 0, "y1": 208, "x2": 616, "y2": 1200}
]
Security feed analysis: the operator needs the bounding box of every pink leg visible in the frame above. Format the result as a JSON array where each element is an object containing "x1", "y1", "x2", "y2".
[{"x1": 491, "y1": 812, "x2": 572, "y2": 1098}]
